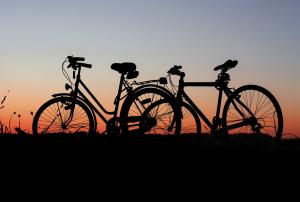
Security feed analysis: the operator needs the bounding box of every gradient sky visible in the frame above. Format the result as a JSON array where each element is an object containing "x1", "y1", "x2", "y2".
[{"x1": 0, "y1": 0, "x2": 299, "y2": 136}]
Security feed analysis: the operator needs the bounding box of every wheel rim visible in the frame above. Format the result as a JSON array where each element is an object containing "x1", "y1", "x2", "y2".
[
  {"x1": 36, "y1": 99, "x2": 92, "y2": 135},
  {"x1": 225, "y1": 88, "x2": 281, "y2": 139},
  {"x1": 179, "y1": 103, "x2": 201, "y2": 135},
  {"x1": 141, "y1": 100, "x2": 176, "y2": 135},
  {"x1": 124, "y1": 89, "x2": 174, "y2": 135}
]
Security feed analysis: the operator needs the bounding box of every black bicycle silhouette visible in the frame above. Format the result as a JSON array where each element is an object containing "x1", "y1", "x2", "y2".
[
  {"x1": 142, "y1": 60, "x2": 283, "y2": 141},
  {"x1": 32, "y1": 56, "x2": 175, "y2": 136}
]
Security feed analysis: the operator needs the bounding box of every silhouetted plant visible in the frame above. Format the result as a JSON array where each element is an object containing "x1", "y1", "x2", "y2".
[
  {"x1": 0, "y1": 120, "x2": 2, "y2": 134},
  {"x1": 18, "y1": 114, "x2": 21, "y2": 129},
  {"x1": 9, "y1": 112, "x2": 16, "y2": 134},
  {"x1": 0, "y1": 90, "x2": 11, "y2": 134},
  {"x1": 1, "y1": 96, "x2": 6, "y2": 105},
  {"x1": 0, "y1": 95, "x2": 5, "y2": 134},
  {"x1": 0, "y1": 120, "x2": 9, "y2": 135},
  {"x1": 0, "y1": 90, "x2": 9, "y2": 107},
  {"x1": 15, "y1": 127, "x2": 28, "y2": 136},
  {"x1": 12, "y1": 112, "x2": 33, "y2": 135}
]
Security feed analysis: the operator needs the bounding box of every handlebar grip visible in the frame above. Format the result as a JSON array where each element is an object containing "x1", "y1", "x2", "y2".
[
  {"x1": 78, "y1": 63, "x2": 92, "y2": 68},
  {"x1": 68, "y1": 56, "x2": 85, "y2": 62}
]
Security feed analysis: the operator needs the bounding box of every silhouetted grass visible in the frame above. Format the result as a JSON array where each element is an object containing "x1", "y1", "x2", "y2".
[
  {"x1": 0, "y1": 91, "x2": 16, "y2": 135},
  {"x1": 0, "y1": 121, "x2": 9, "y2": 134}
]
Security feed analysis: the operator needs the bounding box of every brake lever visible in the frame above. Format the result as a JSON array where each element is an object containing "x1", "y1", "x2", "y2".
[{"x1": 167, "y1": 68, "x2": 173, "y2": 74}]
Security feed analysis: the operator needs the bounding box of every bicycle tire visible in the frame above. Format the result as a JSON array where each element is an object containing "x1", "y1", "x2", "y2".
[
  {"x1": 139, "y1": 98, "x2": 180, "y2": 135},
  {"x1": 120, "y1": 87, "x2": 177, "y2": 135},
  {"x1": 178, "y1": 102, "x2": 201, "y2": 136},
  {"x1": 32, "y1": 97, "x2": 95, "y2": 136},
  {"x1": 222, "y1": 85, "x2": 283, "y2": 141}
]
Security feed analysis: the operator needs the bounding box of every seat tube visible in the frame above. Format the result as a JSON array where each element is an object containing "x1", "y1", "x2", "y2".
[
  {"x1": 177, "y1": 74, "x2": 185, "y2": 102},
  {"x1": 214, "y1": 88, "x2": 223, "y2": 129},
  {"x1": 176, "y1": 74, "x2": 186, "y2": 119},
  {"x1": 114, "y1": 74, "x2": 125, "y2": 117}
]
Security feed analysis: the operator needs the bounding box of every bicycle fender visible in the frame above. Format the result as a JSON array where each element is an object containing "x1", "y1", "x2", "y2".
[
  {"x1": 131, "y1": 84, "x2": 174, "y2": 98},
  {"x1": 52, "y1": 93, "x2": 72, "y2": 98},
  {"x1": 51, "y1": 93, "x2": 98, "y2": 132}
]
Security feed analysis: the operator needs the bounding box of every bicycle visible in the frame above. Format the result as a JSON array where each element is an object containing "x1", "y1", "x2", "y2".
[
  {"x1": 147, "y1": 60, "x2": 283, "y2": 141},
  {"x1": 32, "y1": 56, "x2": 176, "y2": 136}
]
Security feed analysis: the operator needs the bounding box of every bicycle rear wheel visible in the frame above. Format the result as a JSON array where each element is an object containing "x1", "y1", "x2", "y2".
[
  {"x1": 139, "y1": 99, "x2": 180, "y2": 135},
  {"x1": 120, "y1": 87, "x2": 177, "y2": 135},
  {"x1": 137, "y1": 99, "x2": 202, "y2": 137},
  {"x1": 222, "y1": 85, "x2": 283, "y2": 141},
  {"x1": 32, "y1": 97, "x2": 95, "y2": 135}
]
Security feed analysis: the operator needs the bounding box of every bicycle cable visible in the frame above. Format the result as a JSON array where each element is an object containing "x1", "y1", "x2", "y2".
[
  {"x1": 168, "y1": 74, "x2": 178, "y2": 95},
  {"x1": 62, "y1": 58, "x2": 75, "y2": 88}
]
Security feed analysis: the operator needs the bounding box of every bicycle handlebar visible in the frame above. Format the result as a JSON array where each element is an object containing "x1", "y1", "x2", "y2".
[
  {"x1": 77, "y1": 62, "x2": 92, "y2": 69},
  {"x1": 168, "y1": 59, "x2": 238, "y2": 77},
  {"x1": 68, "y1": 56, "x2": 85, "y2": 62},
  {"x1": 66, "y1": 56, "x2": 92, "y2": 69}
]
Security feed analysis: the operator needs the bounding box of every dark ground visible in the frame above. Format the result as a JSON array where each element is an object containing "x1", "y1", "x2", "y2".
[
  {"x1": 1, "y1": 134, "x2": 298, "y2": 198},
  {"x1": 1, "y1": 134, "x2": 299, "y2": 177},
  {"x1": 0, "y1": 133, "x2": 299, "y2": 152}
]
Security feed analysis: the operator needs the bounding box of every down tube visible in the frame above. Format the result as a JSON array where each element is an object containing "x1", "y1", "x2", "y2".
[
  {"x1": 77, "y1": 88, "x2": 109, "y2": 124},
  {"x1": 182, "y1": 91, "x2": 213, "y2": 129}
]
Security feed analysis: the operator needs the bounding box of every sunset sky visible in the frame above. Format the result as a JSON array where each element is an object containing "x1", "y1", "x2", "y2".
[{"x1": 1, "y1": 0, "x2": 299, "y2": 136}]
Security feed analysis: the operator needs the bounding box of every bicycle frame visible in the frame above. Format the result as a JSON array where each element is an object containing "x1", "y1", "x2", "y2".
[
  {"x1": 62, "y1": 65, "x2": 130, "y2": 125},
  {"x1": 58, "y1": 65, "x2": 168, "y2": 127},
  {"x1": 179, "y1": 81, "x2": 217, "y2": 130},
  {"x1": 176, "y1": 74, "x2": 257, "y2": 133}
]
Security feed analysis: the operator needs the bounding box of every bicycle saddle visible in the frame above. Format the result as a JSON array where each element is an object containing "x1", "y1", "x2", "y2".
[
  {"x1": 111, "y1": 63, "x2": 136, "y2": 74},
  {"x1": 214, "y1": 60, "x2": 238, "y2": 71}
]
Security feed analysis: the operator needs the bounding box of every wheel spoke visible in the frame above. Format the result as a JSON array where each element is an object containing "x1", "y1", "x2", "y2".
[
  {"x1": 34, "y1": 98, "x2": 93, "y2": 135},
  {"x1": 224, "y1": 86, "x2": 282, "y2": 139}
]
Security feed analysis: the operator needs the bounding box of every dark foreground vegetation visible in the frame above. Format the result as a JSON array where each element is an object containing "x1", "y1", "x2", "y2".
[
  {"x1": 0, "y1": 133, "x2": 299, "y2": 153},
  {"x1": 1, "y1": 133, "x2": 299, "y2": 175}
]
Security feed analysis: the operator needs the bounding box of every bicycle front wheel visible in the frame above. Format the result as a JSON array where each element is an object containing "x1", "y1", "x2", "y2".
[
  {"x1": 32, "y1": 97, "x2": 95, "y2": 135},
  {"x1": 179, "y1": 102, "x2": 201, "y2": 136},
  {"x1": 222, "y1": 85, "x2": 283, "y2": 140}
]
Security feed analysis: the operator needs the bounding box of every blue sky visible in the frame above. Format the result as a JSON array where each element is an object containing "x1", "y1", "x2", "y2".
[{"x1": 0, "y1": 0, "x2": 299, "y2": 134}]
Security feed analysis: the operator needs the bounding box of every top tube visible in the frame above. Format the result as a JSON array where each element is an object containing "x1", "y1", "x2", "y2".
[{"x1": 184, "y1": 82, "x2": 216, "y2": 87}]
